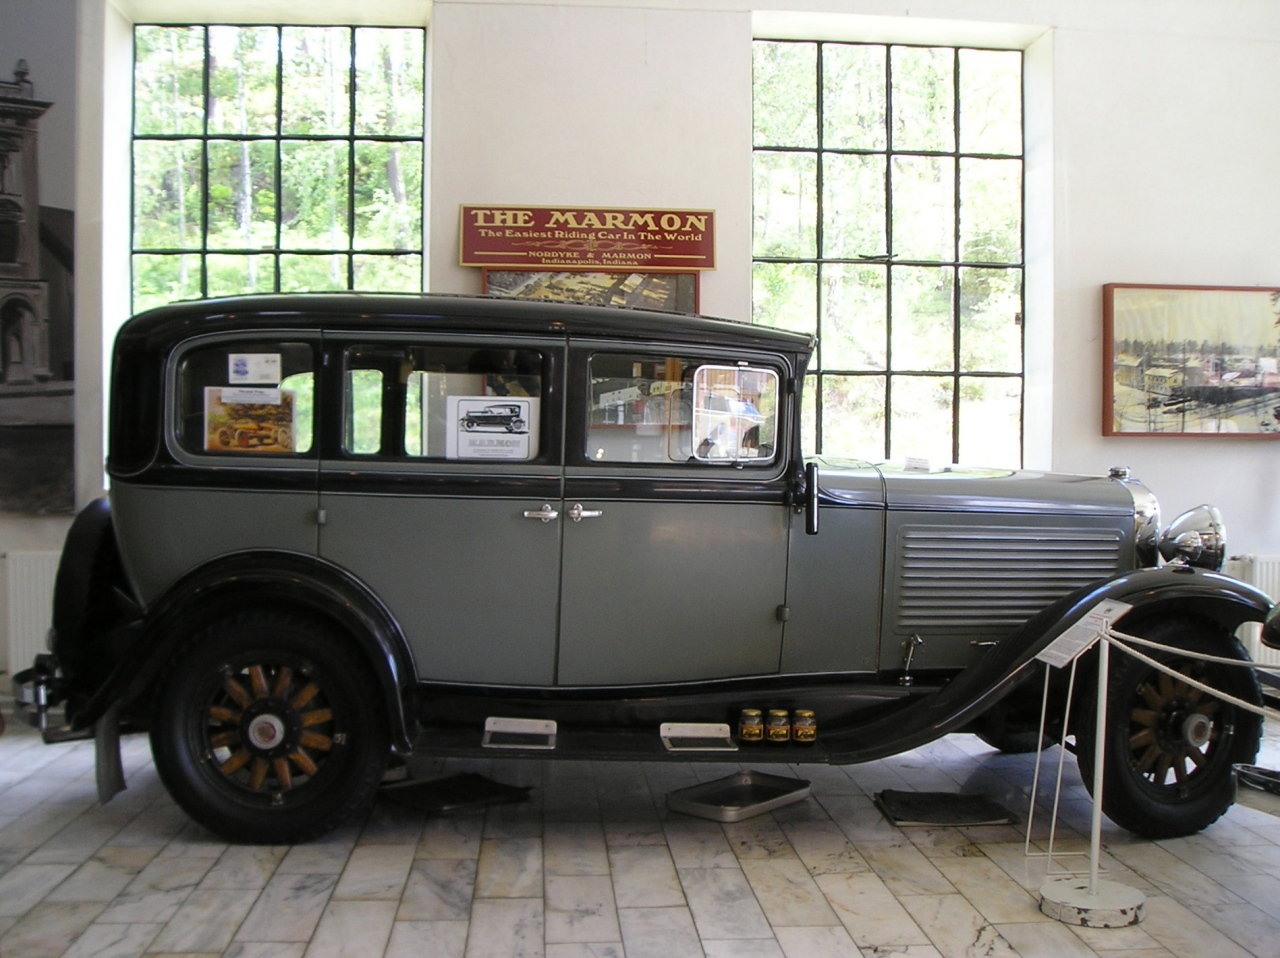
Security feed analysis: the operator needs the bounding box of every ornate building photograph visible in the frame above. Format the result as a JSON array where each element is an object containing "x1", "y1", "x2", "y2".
[{"x1": 0, "y1": 59, "x2": 73, "y2": 515}]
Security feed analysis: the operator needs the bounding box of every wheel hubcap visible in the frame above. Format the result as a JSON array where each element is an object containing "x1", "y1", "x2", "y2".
[
  {"x1": 247, "y1": 713, "x2": 287, "y2": 750},
  {"x1": 205, "y1": 662, "x2": 338, "y2": 794},
  {"x1": 1183, "y1": 712, "x2": 1213, "y2": 749}
]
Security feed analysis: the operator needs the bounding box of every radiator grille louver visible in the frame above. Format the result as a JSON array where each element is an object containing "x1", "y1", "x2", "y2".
[{"x1": 893, "y1": 528, "x2": 1124, "y2": 634}]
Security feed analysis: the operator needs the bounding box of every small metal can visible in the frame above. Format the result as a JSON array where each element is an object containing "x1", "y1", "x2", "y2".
[
  {"x1": 792, "y1": 709, "x2": 817, "y2": 744},
  {"x1": 766, "y1": 709, "x2": 791, "y2": 743},
  {"x1": 738, "y1": 709, "x2": 764, "y2": 743}
]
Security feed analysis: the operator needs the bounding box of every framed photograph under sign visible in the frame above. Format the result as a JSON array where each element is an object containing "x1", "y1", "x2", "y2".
[
  {"x1": 484, "y1": 269, "x2": 698, "y2": 313},
  {"x1": 1103, "y1": 283, "x2": 1280, "y2": 437}
]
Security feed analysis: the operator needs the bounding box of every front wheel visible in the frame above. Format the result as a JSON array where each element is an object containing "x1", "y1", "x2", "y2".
[
  {"x1": 1075, "y1": 618, "x2": 1261, "y2": 839},
  {"x1": 150, "y1": 611, "x2": 389, "y2": 843}
]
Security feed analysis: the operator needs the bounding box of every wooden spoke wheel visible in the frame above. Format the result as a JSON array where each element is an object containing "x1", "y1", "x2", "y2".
[
  {"x1": 1076, "y1": 618, "x2": 1261, "y2": 839},
  {"x1": 206, "y1": 661, "x2": 337, "y2": 796},
  {"x1": 150, "y1": 612, "x2": 388, "y2": 844},
  {"x1": 1126, "y1": 666, "x2": 1223, "y2": 792}
]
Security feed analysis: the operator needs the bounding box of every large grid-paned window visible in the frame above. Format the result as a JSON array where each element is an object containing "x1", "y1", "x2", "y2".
[
  {"x1": 132, "y1": 24, "x2": 425, "y2": 312},
  {"x1": 753, "y1": 40, "x2": 1024, "y2": 467}
]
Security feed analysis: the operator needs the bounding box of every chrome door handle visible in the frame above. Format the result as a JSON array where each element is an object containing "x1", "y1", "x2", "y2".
[
  {"x1": 568, "y1": 502, "x2": 603, "y2": 522},
  {"x1": 522, "y1": 504, "x2": 559, "y2": 523}
]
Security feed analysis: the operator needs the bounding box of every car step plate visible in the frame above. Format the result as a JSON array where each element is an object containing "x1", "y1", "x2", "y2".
[
  {"x1": 482, "y1": 717, "x2": 557, "y2": 750},
  {"x1": 660, "y1": 722, "x2": 738, "y2": 752}
]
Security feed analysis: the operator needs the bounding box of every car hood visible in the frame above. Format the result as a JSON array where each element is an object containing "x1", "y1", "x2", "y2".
[{"x1": 809, "y1": 456, "x2": 1137, "y2": 517}]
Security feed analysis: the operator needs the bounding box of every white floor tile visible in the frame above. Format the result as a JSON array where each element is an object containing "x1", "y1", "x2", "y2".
[{"x1": 3, "y1": 712, "x2": 1280, "y2": 956}]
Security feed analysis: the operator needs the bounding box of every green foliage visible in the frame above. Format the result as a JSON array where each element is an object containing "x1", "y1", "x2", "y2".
[
  {"x1": 132, "y1": 25, "x2": 425, "y2": 310},
  {"x1": 752, "y1": 39, "x2": 1024, "y2": 466}
]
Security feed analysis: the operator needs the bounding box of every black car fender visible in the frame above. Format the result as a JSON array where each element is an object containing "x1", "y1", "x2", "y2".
[
  {"x1": 49, "y1": 497, "x2": 135, "y2": 677},
  {"x1": 823, "y1": 564, "x2": 1272, "y2": 764},
  {"x1": 77, "y1": 550, "x2": 419, "y2": 752},
  {"x1": 1262, "y1": 602, "x2": 1280, "y2": 650}
]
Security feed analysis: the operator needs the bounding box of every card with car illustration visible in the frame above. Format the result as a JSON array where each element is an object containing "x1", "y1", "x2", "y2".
[
  {"x1": 447, "y1": 395, "x2": 537, "y2": 459},
  {"x1": 203, "y1": 386, "x2": 295, "y2": 453}
]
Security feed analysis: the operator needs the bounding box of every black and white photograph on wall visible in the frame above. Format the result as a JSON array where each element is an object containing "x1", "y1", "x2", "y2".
[
  {"x1": 485, "y1": 269, "x2": 698, "y2": 313},
  {"x1": 0, "y1": 60, "x2": 74, "y2": 514},
  {"x1": 1103, "y1": 283, "x2": 1280, "y2": 437}
]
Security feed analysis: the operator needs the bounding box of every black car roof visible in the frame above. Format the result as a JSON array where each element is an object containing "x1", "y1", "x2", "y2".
[{"x1": 118, "y1": 292, "x2": 816, "y2": 356}]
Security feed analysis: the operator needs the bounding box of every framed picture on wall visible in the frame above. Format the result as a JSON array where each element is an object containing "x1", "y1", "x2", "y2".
[
  {"x1": 484, "y1": 269, "x2": 698, "y2": 313},
  {"x1": 1103, "y1": 283, "x2": 1280, "y2": 437}
]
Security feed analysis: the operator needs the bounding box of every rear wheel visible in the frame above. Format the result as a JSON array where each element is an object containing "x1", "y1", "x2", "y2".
[
  {"x1": 1076, "y1": 618, "x2": 1261, "y2": 838},
  {"x1": 150, "y1": 611, "x2": 388, "y2": 843}
]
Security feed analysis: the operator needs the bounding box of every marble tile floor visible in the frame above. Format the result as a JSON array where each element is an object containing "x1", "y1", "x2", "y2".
[{"x1": 4, "y1": 702, "x2": 1280, "y2": 958}]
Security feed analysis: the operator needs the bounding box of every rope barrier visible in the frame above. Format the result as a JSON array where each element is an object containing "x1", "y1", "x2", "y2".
[{"x1": 1027, "y1": 614, "x2": 1277, "y2": 925}]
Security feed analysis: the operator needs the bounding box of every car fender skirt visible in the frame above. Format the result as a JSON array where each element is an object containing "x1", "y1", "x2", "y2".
[
  {"x1": 86, "y1": 551, "x2": 417, "y2": 750},
  {"x1": 823, "y1": 564, "x2": 1272, "y2": 765}
]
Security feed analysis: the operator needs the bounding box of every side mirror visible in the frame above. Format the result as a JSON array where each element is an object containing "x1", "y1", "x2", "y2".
[{"x1": 805, "y1": 461, "x2": 819, "y2": 535}]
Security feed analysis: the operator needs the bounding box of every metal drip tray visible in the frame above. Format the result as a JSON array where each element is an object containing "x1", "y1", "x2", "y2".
[{"x1": 666, "y1": 770, "x2": 811, "y2": 822}]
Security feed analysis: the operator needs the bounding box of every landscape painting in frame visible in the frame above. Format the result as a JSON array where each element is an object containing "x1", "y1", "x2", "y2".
[{"x1": 1103, "y1": 284, "x2": 1280, "y2": 437}]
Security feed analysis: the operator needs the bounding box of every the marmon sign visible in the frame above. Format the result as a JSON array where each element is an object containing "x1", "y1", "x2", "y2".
[{"x1": 460, "y1": 204, "x2": 715, "y2": 271}]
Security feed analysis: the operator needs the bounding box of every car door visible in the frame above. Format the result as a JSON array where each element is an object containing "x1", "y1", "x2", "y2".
[
  {"x1": 316, "y1": 334, "x2": 566, "y2": 685},
  {"x1": 555, "y1": 342, "x2": 794, "y2": 686}
]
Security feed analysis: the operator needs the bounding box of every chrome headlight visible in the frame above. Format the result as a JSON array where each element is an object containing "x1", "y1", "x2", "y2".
[
  {"x1": 1158, "y1": 504, "x2": 1226, "y2": 571},
  {"x1": 1110, "y1": 467, "x2": 1161, "y2": 567}
]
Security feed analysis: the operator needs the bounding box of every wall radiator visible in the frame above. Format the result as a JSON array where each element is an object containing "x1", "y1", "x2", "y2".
[
  {"x1": 1225, "y1": 554, "x2": 1280, "y2": 668},
  {"x1": 2, "y1": 550, "x2": 60, "y2": 676}
]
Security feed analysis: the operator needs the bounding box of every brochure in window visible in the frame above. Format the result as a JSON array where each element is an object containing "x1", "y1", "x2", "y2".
[
  {"x1": 204, "y1": 387, "x2": 296, "y2": 453},
  {"x1": 447, "y1": 396, "x2": 538, "y2": 460}
]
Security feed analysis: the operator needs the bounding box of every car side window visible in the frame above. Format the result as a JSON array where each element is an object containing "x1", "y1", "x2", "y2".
[
  {"x1": 585, "y1": 352, "x2": 780, "y2": 465},
  {"x1": 174, "y1": 341, "x2": 315, "y2": 456},
  {"x1": 343, "y1": 343, "x2": 545, "y2": 461}
]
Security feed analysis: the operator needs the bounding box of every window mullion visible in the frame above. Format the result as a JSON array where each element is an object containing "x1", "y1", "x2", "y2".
[
  {"x1": 346, "y1": 26, "x2": 358, "y2": 289},
  {"x1": 273, "y1": 26, "x2": 284, "y2": 293},
  {"x1": 199, "y1": 26, "x2": 212, "y2": 300}
]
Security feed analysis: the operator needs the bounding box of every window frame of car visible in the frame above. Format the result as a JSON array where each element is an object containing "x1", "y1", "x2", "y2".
[
  {"x1": 566, "y1": 339, "x2": 795, "y2": 483},
  {"x1": 164, "y1": 330, "x2": 322, "y2": 471},
  {"x1": 320, "y1": 330, "x2": 566, "y2": 472}
]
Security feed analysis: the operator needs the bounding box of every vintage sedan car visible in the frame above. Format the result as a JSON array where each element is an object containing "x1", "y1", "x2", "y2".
[
  {"x1": 13, "y1": 293, "x2": 1275, "y2": 844},
  {"x1": 460, "y1": 402, "x2": 527, "y2": 433}
]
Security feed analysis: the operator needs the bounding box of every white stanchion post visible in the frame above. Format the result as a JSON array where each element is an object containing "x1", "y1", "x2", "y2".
[
  {"x1": 1038, "y1": 623, "x2": 1145, "y2": 928},
  {"x1": 1090, "y1": 637, "x2": 1108, "y2": 896}
]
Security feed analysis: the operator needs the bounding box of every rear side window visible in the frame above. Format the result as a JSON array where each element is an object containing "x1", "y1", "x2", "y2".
[
  {"x1": 343, "y1": 343, "x2": 545, "y2": 461},
  {"x1": 174, "y1": 341, "x2": 315, "y2": 457}
]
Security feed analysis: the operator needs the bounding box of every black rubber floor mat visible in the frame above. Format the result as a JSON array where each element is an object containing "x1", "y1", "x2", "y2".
[
  {"x1": 874, "y1": 789, "x2": 1015, "y2": 826},
  {"x1": 379, "y1": 773, "x2": 532, "y2": 813}
]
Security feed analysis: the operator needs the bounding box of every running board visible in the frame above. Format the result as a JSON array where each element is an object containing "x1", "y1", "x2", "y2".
[
  {"x1": 482, "y1": 716, "x2": 557, "y2": 750},
  {"x1": 660, "y1": 722, "x2": 738, "y2": 752}
]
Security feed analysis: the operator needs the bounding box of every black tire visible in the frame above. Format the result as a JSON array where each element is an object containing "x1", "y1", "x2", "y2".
[
  {"x1": 150, "y1": 611, "x2": 389, "y2": 843},
  {"x1": 1075, "y1": 617, "x2": 1261, "y2": 839}
]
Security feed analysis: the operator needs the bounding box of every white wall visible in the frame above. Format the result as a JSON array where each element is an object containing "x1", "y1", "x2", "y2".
[
  {"x1": 1048, "y1": 23, "x2": 1280, "y2": 554},
  {"x1": 426, "y1": 3, "x2": 753, "y2": 317}
]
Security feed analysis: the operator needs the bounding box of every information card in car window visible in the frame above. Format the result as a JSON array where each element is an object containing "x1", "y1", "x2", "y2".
[{"x1": 446, "y1": 396, "x2": 538, "y2": 460}]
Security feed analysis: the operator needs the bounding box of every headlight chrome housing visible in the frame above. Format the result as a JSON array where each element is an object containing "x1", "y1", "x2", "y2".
[
  {"x1": 1158, "y1": 504, "x2": 1226, "y2": 571},
  {"x1": 1110, "y1": 467, "x2": 1161, "y2": 567}
]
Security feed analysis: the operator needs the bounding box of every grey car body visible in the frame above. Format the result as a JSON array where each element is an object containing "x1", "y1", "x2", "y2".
[{"x1": 13, "y1": 292, "x2": 1275, "y2": 844}]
